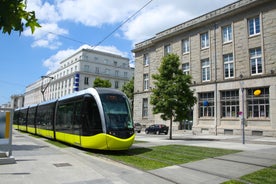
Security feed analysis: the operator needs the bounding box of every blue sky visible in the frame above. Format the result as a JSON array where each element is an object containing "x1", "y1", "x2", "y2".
[{"x1": 0, "y1": 0, "x2": 236, "y2": 105}]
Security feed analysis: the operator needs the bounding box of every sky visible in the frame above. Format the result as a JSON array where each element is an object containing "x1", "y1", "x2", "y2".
[{"x1": 0, "y1": 0, "x2": 237, "y2": 105}]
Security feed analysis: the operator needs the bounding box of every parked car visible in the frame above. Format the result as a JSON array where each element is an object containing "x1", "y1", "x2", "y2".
[
  {"x1": 145, "y1": 124, "x2": 169, "y2": 135},
  {"x1": 134, "y1": 122, "x2": 142, "y2": 133}
]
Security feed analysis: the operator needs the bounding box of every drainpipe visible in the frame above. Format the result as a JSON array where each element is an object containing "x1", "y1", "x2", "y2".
[{"x1": 214, "y1": 24, "x2": 218, "y2": 135}]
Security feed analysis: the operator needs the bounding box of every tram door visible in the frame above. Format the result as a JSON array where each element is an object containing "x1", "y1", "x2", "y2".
[{"x1": 72, "y1": 100, "x2": 82, "y2": 146}]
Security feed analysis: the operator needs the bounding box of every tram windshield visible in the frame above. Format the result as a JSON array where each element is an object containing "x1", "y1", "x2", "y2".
[{"x1": 100, "y1": 94, "x2": 133, "y2": 131}]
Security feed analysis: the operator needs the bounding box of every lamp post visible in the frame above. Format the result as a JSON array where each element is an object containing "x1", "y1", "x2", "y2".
[{"x1": 41, "y1": 76, "x2": 54, "y2": 101}]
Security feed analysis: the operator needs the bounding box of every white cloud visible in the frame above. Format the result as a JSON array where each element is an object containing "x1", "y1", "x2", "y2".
[
  {"x1": 27, "y1": 0, "x2": 60, "y2": 23},
  {"x1": 25, "y1": 0, "x2": 237, "y2": 49},
  {"x1": 56, "y1": 0, "x2": 144, "y2": 27},
  {"x1": 122, "y1": 0, "x2": 237, "y2": 44},
  {"x1": 43, "y1": 48, "x2": 76, "y2": 74},
  {"x1": 23, "y1": 23, "x2": 68, "y2": 49},
  {"x1": 123, "y1": 4, "x2": 191, "y2": 43}
]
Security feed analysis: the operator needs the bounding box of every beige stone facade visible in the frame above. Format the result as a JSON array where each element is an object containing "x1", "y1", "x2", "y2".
[{"x1": 132, "y1": 0, "x2": 276, "y2": 136}]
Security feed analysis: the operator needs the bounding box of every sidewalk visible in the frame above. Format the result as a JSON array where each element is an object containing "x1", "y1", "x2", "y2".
[
  {"x1": 1, "y1": 130, "x2": 276, "y2": 184},
  {"x1": 135, "y1": 133, "x2": 276, "y2": 184}
]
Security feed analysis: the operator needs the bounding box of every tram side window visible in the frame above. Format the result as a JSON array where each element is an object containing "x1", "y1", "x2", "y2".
[
  {"x1": 19, "y1": 109, "x2": 28, "y2": 126},
  {"x1": 73, "y1": 101, "x2": 82, "y2": 134},
  {"x1": 13, "y1": 111, "x2": 20, "y2": 126},
  {"x1": 56, "y1": 103, "x2": 74, "y2": 133},
  {"x1": 37, "y1": 104, "x2": 55, "y2": 130},
  {"x1": 82, "y1": 98, "x2": 102, "y2": 136},
  {"x1": 28, "y1": 107, "x2": 36, "y2": 127}
]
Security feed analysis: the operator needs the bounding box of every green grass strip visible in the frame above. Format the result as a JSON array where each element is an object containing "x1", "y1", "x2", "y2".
[
  {"x1": 240, "y1": 164, "x2": 276, "y2": 184},
  {"x1": 45, "y1": 139, "x2": 69, "y2": 148},
  {"x1": 222, "y1": 164, "x2": 276, "y2": 184},
  {"x1": 89, "y1": 144, "x2": 240, "y2": 170}
]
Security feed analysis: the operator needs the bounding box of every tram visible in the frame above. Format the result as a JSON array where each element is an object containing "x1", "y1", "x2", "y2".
[{"x1": 13, "y1": 88, "x2": 135, "y2": 150}]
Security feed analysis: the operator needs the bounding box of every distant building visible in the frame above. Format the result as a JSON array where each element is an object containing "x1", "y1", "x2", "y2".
[
  {"x1": 132, "y1": 0, "x2": 276, "y2": 136},
  {"x1": 10, "y1": 95, "x2": 24, "y2": 109},
  {"x1": 24, "y1": 48, "x2": 134, "y2": 106}
]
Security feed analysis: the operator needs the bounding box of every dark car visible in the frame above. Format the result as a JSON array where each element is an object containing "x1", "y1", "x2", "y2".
[
  {"x1": 134, "y1": 122, "x2": 142, "y2": 133},
  {"x1": 145, "y1": 124, "x2": 169, "y2": 135}
]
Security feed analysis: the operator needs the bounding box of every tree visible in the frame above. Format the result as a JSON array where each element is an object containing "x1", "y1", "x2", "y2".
[
  {"x1": 121, "y1": 77, "x2": 134, "y2": 101},
  {"x1": 0, "y1": 0, "x2": 41, "y2": 34},
  {"x1": 150, "y1": 53, "x2": 197, "y2": 140},
  {"x1": 122, "y1": 77, "x2": 134, "y2": 114},
  {"x1": 93, "y1": 77, "x2": 112, "y2": 88}
]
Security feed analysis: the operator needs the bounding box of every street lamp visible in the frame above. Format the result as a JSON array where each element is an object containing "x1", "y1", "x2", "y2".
[{"x1": 41, "y1": 76, "x2": 54, "y2": 101}]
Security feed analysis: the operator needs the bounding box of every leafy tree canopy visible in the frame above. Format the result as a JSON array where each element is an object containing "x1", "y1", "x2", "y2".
[
  {"x1": 0, "y1": 0, "x2": 41, "y2": 34},
  {"x1": 121, "y1": 77, "x2": 134, "y2": 101},
  {"x1": 93, "y1": 77, "x2": 112, "y2": 88},
  {"x1": 150, "y1": 53, "x2": 197, "y2": 139}
]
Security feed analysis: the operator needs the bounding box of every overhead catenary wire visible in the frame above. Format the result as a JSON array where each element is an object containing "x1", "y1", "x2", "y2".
[
  {"x1": 43, "y1": 0, "x2": 154, "y2": 49},
  {"x1": 92, "y1": 0, "x2": 154, "y2": 49}
]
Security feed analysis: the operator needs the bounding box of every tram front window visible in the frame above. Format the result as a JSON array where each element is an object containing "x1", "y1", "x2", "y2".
[{"x1": 100, "y1": 94, "x2": 133, "y2": 131}]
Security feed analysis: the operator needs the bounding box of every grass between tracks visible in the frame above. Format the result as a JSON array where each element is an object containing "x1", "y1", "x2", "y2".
[
  {"x1": 89, "y1": 144, "x2": 240, "y2": 170},
  {"x1": 222, "y1": 164, "x2": 276, "y2": 184}
]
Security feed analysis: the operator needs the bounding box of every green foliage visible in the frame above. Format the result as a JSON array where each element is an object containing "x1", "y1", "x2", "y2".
[
  {"x1": 121, "y1": 77, "x2": 134, "y2": 100},
  {"x1": 150, "y1": 53, "x2": 197, "y2": 122},
  {"x1": 93, "y1": 77, "x2": 112, "y2": 88},
  {"x1": 0, "y1": 0, "x2": 41, "y2": 34}
]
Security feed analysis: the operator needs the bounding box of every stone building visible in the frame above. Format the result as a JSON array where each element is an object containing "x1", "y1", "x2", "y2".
[
  {"x1": 132, "y1": 0, "x2": 276, "y2": 136},
  {"x1": 24, "y1": 48, "x2": 134, "y2": 106}
]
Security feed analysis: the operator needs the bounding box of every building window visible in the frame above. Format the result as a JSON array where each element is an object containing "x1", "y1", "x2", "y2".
[
  {"x1": 222, "y1": 25, "x2": 232, "y2": 43},
  {"x1": 250, "y1": 47, "x2": 262, "y2": 75},
  {"x1": 182, "y1": 63, "x2": 190, "y2": 75},
  {"x1": 143, "y1": 73, "x2": 149, "y2": 91},
  {"x1": 114, "y1": 61, "x2": 117, "y2": 66},
  {"x1": 164, "y1": 44, "x2": 171, "y2": 55},
  {"x1": 182, "y1": 39, "x2": 190, "y2": 53},
  {"x1": 142, "y1": 98, "x2": 148, "y2": 117},
  {"x1": 84, "y1": 76, "x2": 88, "y2": 85},
  {"x1": 247, "y1": 87, "x2": 269, "y2": 118},
  {"x1": 143, "y1": 53, "x2": 149, "y2": 66},
  {"x1": 200, "y1": 32, "x2": 209, "y2": 49},
  {"x1": 115, "y1": 81, "x2": 119, "y2": 89},
  {"x1": 221, "y1": 90, "x2": 239, "y2": 118},
  {"x1": 105, "y1": 68, "x2": 110, "y2": 75},
  {"x1": 124, "y1": 72, "x2": 128, "y2": 78},
  {"x1": 95, "y1": 67, "x2": 99, "y2": 74},
  {"x1": 115, "y1": 70, "x2": 119, "y2": 77},
  {"x1": 84, "y1": 65, "x2": 89, "y2": 72},
  {"x1": 248, "y1": 16, "x2": 260, "y2": 36},
  {"x1": 223, "y1": 53, "x2": 234, "y2": 78},
  {"x1": 201, "y1": 58, "x2": 210, "y2": 81},
  {"x1": 199, "y1": 92, "x2": 214, "y2": 117}
]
